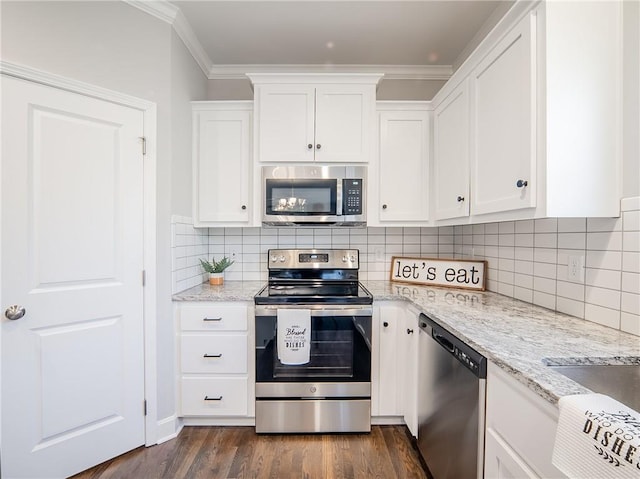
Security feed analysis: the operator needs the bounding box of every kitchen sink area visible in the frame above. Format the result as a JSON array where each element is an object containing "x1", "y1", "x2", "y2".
[{"x1": 546, "y1": 361, "x2": 640, "y2": 413}]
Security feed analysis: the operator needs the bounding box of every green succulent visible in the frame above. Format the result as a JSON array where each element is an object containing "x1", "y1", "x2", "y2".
[{"x1": 199, "y1": 256, "x2": 234, "y2": 274}]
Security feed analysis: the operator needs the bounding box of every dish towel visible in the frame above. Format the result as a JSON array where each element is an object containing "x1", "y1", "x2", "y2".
[
  {"x1": 552, "y1": 393, "x2": 640, "y2": 478},
  {"x1": 277, "y1": 309, "x2": 311, "y2": 365}
]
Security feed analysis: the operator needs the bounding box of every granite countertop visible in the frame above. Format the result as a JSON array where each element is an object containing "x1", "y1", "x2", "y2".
[{"x1": 173, "y1": 280, "x2": 640, "y2": 408}]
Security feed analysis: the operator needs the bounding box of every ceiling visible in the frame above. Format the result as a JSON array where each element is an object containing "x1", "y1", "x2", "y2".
[{"x1": 131, "y1": 0, "x2": 514, "y2": 80}]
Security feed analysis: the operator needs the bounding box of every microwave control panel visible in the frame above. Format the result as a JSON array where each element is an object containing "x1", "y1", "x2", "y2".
[{"x1": 343, "y1": 179, "x2": 363, "y2": 215}]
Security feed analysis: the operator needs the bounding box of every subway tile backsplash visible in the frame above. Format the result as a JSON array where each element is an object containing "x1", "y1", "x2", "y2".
[{"x1": 171, "y1": 196, "x2": 640, "y2": 337}]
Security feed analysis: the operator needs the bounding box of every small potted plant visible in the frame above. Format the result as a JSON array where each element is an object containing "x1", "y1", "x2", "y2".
[{"x1": 199, "y1": 256, "x2": 234, "y2": 285}]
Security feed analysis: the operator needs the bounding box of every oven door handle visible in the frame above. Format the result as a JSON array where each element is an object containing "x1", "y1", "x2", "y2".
[{"x1": 255, "y1": 306, "x2": 372, "y2": 317}]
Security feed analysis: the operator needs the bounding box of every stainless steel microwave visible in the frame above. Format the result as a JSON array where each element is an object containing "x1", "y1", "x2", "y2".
[{"x1": 262, "y1": 165, "x2": 367, "y2": 227}]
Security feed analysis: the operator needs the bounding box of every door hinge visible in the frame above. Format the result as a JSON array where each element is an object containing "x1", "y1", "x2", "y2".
[
  {"x1": 144, "y1": 399, "x2": 148, "y2": 416},
  {"x1": 139, "y1": 136, "x2": 147, "y2": 156},
  {"x1": 142, "y1": 270, "x2": 146, "y2": 287}
]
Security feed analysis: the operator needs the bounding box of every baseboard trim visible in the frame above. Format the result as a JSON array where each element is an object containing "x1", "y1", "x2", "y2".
[{"x1": 156, "y1": 415, "x2": 183, "y2": 444}]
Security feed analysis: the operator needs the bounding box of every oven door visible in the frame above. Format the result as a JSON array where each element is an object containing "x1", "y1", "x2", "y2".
[{"x1": 255, "y1": 306, "x2": 372, "y2": 394}]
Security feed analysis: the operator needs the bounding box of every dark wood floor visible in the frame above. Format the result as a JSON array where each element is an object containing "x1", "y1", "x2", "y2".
[{"x1": 72, "y1": 426, "x2": 428, "y2": 479}]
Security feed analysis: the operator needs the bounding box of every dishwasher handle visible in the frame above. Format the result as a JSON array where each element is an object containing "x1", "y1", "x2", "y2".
[{"x1": 433, "y1": 332, "x2": 455, "y2": 354}]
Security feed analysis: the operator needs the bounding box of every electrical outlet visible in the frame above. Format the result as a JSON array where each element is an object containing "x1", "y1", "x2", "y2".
[
  {"x1": 567, "y1": 255, "x2": 584, "y2": 282},
  {"x1": 374, "y1": 246, "x2": 385, "y2": 261}
]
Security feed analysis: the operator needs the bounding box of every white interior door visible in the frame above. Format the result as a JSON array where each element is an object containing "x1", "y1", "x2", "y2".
[{"x1": 1, "y1": 75, "x2": 145, "y2": 478}]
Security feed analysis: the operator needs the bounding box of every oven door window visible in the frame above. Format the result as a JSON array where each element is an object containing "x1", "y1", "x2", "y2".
[
  {"x1": 265, "y1": 179, "x2": 337, "y2": 215},
  {"x1": 256, "y1": 314, "x2": 371, "y2": 383}
]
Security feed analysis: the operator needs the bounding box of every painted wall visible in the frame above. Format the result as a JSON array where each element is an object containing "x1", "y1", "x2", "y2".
[
  {"x1": 1, "y1": 0, "x2": 208, "y2": 429},
  {"x1": 623, "y1": 0, "x2": 640, "y2": 198},
  {"x1": 172, "y1": 196, "x2": 639, "y2": 339}
]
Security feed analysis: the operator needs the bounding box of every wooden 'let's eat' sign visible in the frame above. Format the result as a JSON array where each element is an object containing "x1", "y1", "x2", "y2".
[{"x1": 390, "y1": 256, "x2": 487, "y2": 291}]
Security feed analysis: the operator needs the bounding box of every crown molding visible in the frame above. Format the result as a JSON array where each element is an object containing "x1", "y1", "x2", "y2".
[
  {"x1": 123, "y1": 0, "x2": 213, "y2": 76},
  {"x1": 210, "y1": 64, "x2": 452, "y2": 81},
  {"x1": 124, "y1": 1, "x2": 452, "y2": 82}
]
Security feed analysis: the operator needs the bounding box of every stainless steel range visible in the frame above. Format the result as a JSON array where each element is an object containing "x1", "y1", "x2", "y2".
[{"x1": 254, "y1": 248, "x2": 373, "y2": 433}]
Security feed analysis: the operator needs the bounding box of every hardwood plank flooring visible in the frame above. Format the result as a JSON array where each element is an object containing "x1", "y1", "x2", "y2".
[{"x1": 72, "y1": 426, "x2": 428, "y2": 479}]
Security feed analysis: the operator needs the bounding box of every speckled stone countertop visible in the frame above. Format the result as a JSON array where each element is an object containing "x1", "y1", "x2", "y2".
[{"x1": 173, "y1": 280, "x2": 640, "y2": 408}]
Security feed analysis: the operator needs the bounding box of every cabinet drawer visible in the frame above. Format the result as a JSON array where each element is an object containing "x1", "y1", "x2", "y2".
[
  {"x1": 181, "y1": 334, "x2": 247, "y2": 374},
  {"x1": 181, "y1": 377, "x2": 248, "y2": 416},
  {"x1": 179, "y1": 303, "x2": 248, "y2": 331}
]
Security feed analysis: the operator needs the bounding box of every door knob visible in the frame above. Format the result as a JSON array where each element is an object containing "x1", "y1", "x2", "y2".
[
  {"x1": 5, "y1": 305, "x2": 26, "y2": 320},
  {"x1": 516, "y1": 179, "x2": 528, "y2": 188},
  {"x1": 407, "y1": 328, "x2": 414, "y2": 335},
  {"x1": 457, "y1": 196, "x2": 465, "y2": 202},
  {"x1": 383, "y1": 321, "x2": 389, "y2": 328},
  {"x1": 308, "y1": 144, "x2": 313, "y2": 149}
]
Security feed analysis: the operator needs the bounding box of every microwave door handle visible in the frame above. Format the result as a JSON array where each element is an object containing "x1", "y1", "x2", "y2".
[{"x1": 336, "y1": 180, "x2": 343, "y2": 216}]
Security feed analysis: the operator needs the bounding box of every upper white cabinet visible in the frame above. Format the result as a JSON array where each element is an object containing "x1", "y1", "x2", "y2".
[
  {"x1": 470, "y1": 12, "x2": 536, "y2": 216},
  {"x1": 432, "y1": 1, "x2": 622, "y2": 224},
  {"x1": 372, "y1": 102, "x2": 431, "y2": 225},
  {"x1": 248, "y1": 74, "x2": 381, "y2": 164},
  {"x1": 192, "y1": 101, "x2": 253, "y2": 227},
  {"x1": 434, "y1": 80, "x2": 470, "y2": 221}
]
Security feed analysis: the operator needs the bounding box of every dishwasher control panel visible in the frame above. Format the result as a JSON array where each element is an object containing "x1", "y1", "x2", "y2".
[{"x1": 455, "y1": 347, "x2": 481, "y2": 375}]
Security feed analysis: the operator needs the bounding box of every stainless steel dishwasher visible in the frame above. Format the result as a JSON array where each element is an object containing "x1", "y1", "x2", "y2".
[{"x1": 418, "y1": 313, "x2": 487, "y2": 479}]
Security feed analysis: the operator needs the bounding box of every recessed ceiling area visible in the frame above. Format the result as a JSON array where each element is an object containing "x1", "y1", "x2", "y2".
[
  {"x1": 176, "y1": 0, "x2": 510, "y2": 70},
  {"x1": 130, "y1": 0, "x2": 516, "y2": 99}
]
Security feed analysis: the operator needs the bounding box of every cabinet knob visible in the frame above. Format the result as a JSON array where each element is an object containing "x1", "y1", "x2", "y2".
[
  {"x1": 316, "y1": 144, "x2": 322, "y2": 150},
  {"x1": 308, "y1": 144, "x2": 313, "y2": 150},
  {"x1": 457, "y1": 196, "x2": 465, "y2": 202},
  {"x1": 382, "y1": 204, "x2": 388, "y2": 210},
  {"x1": 241, "y1": 205, "x2": 247, "y2": 210},
  {"x1": 407, "y1": 328, "x2": 414, "y2": 335},
  {"x1": 383, "y1": 321, "x2": 389, "y2": 328},
  {"x1": 516, "y1": 179, "x2": 528, "y2": 188}
]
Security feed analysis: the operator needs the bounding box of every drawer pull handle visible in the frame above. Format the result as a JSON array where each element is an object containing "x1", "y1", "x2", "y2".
[
  {"x1": 203, "y1": 353, "x2": 222, "y2": 358},
  {"x1": 203, "y1": 317, "x2": 223, "y2": 322},
  {"x1": 204, "y1": 395, "x2": 223, "y2": 401}
]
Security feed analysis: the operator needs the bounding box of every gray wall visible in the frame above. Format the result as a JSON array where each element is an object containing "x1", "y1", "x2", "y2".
[
  {"x1": 623, "y1": 0, "x2": 640, "y2": 198},
  {"x1": 207, "y1": 77, "x2": 447, "y2": 101},
  {"x1": 1, "y1": 0, "x2": 208, "y2": 425}
]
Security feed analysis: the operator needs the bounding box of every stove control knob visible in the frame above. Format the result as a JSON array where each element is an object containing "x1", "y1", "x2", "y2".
[
  {"x1": 270, "y1": 255, "x2": 277, "y2": 262},
  {"x1": 349, "y1": 255, "x2": 356, "y2": 262},
  {"x1": 279, "y1": 255, "x2": 286, "y2": 262},
  {"x1": 342, "y1": 256, "x2": 348, "y2": 262}
]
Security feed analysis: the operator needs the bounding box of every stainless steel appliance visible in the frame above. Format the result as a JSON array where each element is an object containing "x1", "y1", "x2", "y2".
[
  {"x1": 254, "y1": 249, "x2": 373, "y2": 433},
  {"x1": 262, "y1": 165, "x2": 366, "y2": 227},
  {"x1": 418, "y1": 313, "x2": 487, "y2": 479}
]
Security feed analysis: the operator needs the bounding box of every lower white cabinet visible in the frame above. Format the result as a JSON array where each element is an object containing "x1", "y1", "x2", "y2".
[
  {"x1": 372, "y1": 301, "x2": 419, "y2": 436},
  {"x1": 485, "y1": 362, "x2": 566, "y2": 479},
  {"x1": 401, "y1": 306, "x2": 420, "y2": 437},
  {"x1": 177, "y1": 302, "x2": 254, "y2": 423}
]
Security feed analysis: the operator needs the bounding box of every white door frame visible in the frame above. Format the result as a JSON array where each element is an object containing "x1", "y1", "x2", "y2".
[{"x1": 0, "y1": 60, "x2": 159, "y2": 447}]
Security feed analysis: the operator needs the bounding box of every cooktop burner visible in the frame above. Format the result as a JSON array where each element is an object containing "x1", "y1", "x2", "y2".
[
  {"x1": 254, "y1": 281, "x2": 373, "y2": 305},
  {"x1": 254, "y1": 248, "x2": 373, "y2": 306}
]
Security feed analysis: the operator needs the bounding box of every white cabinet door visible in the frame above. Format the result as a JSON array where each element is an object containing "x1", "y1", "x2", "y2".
[
  {"x1": 485, "y1": 362, "x2": 565, "y2": 478},
  {"x1": 401, "y1": 309, "x2": 420, "y2": 437},
  {"x1": 374, "y1": 304, "x2": 402, "y2": 416},
  {"x1": 471, "y1": 13, "x2": 536, "y2": 216},
  {"x1": 485, "y1": 428, "x2": 541, "y2": 479},
  {"x1": 377, "y1": 107, "x2": 430, "y2": 223},
  {"x1": 193, "y1": 102, "x2": 252, "y2": 226},
  {"x1": 1, "y1": 76, "x2": 145, "y2": 478},
  {"x1": 434, "y1": 80, "x2": 470, "y2": 220},
  {"x1": 254, "y1": 84, "x2": 315, "y2": 163},
  {"x1": 316, "y1": 84, "x2": 375, "y2": 163}
]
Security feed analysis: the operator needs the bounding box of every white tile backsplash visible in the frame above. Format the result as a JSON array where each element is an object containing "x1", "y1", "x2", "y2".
[{"x1": 171, "y1": 196, "x2": 640, "y2": 337}]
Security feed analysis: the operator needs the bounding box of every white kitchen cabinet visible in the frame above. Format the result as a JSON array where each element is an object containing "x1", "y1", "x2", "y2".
[
  {"x1": 485, "y1": 362, "x2": 565, "y2": 479},
  {"x1": 177, "y1": 302, "x2": 255, "y2": 424},
  {"x1": 432, "y1": 2, "x2": 621, "y2": 225},
  {"x1": 400, "y1": 306, "x2": 420, "y2": 437},
  {"x1": 249, "y1": 74, "x2": 381, "y2": 164},
  {"x1": 470, "y1": 12, "x2": 536, "y2": 216},
  {"x1": 192, "y1": 102, "x2": 253, "y2": 227},
  {"x1": 372, "y1": 302, "x2": 402, "y2": 417},
  {"x1": 433, "y1": 80, "x2": 470, "y2": 221},
  {"x1": 372, "y1": 102, "x2": 431, "y2": 225}
]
